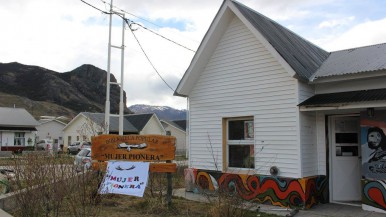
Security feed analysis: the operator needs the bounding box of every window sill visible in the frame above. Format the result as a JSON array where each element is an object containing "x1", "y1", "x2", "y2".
[{"x1": 225, "y1": 167, "x2": 257, "y2": 175}]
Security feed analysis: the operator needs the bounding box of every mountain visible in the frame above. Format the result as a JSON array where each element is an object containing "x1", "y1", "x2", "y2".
[
  {"x1": 129, "y1": 104, "x2": 186, "y2": 120},
  {"x1": 0, "y1": 62, "x2": 130, "y2": 118}
]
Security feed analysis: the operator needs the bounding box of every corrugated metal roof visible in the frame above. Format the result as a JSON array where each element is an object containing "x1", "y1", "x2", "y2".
[
  {"x1": 0, "y1": 107, "x2": 39, "y2": 127},
  {"x1": 298, "y1": 88, "x2": 386, "y2": 106},
  {"x1": 312, "y1": 43, "x2": 386, "y2": 80},
  {"x1": 232, "y1": 1, "x2": 329, "y2": 80}
]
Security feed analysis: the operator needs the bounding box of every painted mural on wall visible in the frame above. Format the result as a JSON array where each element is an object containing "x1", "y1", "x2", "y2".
[
  {"x1": 362, "y1": 179, "x2": 386, "y2": 211},
  {"x1": 186, "y1": 168, "x2": 327, "y2": 209},
  {"x1": 360, "y1": 111, "x2": 386, "y2": 179}
]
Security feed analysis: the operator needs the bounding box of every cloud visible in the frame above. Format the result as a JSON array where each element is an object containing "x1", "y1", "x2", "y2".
[
  {"x1": 318, "y1": 16, "x2": 355, "y2": 29},
  {"x1": 320, "y1": 17, "x2": 386, "y2": 51},
  {"x1": 1, "y1": 0, "x2": 386, "y2": 110}
]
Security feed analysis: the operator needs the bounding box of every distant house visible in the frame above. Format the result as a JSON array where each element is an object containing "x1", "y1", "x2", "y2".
[
  {"x1": 0, "y1": 107, "x2": 39, "y2": 152},
  {"x1": 63, "y1": 112, "x2": 165, "y2": 149},
  {"x1": 36, "y1": 119, "x2": 66, "y2": 148},
  {"x1": 161, "y1": 119, "x2": 187, "y2": 156},
  {"x1": 175, "y1": 0, "x2": 386, "y2": 213}
]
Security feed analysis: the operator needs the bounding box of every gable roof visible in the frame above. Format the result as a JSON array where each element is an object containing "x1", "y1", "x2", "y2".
[
  {"x1": 311, "y1": 43, "x2": 386, "y2": 81},
  {"x1": 175, "y1": 0, "x2": 329, "y2": 96},
  {"x1": 231, "y1": 1, "x2": 329, "y2": 80},
  {"x1": 124, "y1": 113, "x2": 154, "y2": 131},
  {"x1": 161, "y1": 119, "x2": 186, "y2": 132},
  {"x1": 38, "y1": 119, "x2": 67, "y2": 126},
  {"x1": 82, "y1": 112, "x2": 138, "y2": 133},
  {"x1": 175, "y1": 0, "x2": 386, "y2": 97},
  {"x1": 0, "y1": 107, "x2": 39, "y2": 128}
]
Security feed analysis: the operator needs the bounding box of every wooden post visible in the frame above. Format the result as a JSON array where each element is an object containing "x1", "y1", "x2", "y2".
[{"x1": 166, "y1": 160, "x2": 173, "y2": 207}]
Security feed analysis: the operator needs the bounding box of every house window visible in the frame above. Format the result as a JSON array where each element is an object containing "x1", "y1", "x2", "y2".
[
  {"x1": 68, "y1": 136, "x2": 72, "y2": 145},
  {"x1": 226, "y1": 118, "x2": 254, "y2": 169},
  {"x1": 77, "y1": 136, "x2": 79, "y2": 141},
  {"x1": 166, "y1": 131, "x2": 171, "y2": 136},
  {"x1": 14, "y1": 132, "x2": 25, "y2": 146}
]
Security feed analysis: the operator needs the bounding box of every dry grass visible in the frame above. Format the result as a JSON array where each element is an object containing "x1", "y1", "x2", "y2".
[{"x1": 1, "y1": 154, "x2": 280, "y2": 217}]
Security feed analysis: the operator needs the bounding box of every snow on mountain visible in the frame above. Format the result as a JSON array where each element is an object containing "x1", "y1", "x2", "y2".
[{"x1": 128, "y1": 104, "x2": 186, "y2": 121}]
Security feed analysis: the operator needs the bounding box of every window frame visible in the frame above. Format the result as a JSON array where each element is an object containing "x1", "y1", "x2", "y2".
[
  {"x1": 224, "y1": 117, "x2": 255, "y2": 171},
  {"x1": 14, "y1": 132, "x2": 26, "y2": 146}
]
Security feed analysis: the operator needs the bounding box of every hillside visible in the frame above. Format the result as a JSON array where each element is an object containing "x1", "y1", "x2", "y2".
[
  {"x1": 0, "y1": 62, "x2": 130, "y2": 118},
  {"x1": 129, "y1": 104, "x2": 186, "y2": 120}
]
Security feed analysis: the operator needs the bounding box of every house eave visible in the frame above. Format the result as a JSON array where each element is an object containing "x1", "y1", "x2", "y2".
[
  {"x1": 309, "y1": 70, "x2": 386, "y2": 84},
  {"x1": 299, "y1": 101, "x2": 386, "y2": 111}
]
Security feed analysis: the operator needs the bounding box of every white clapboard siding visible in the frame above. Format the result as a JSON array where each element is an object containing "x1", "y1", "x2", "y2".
[
  {"x1": 140, "y1": 116, "x2": 164, "y2": 135},
  {"x1": 298, "y1": 81, "x2": 318, "y2": 177},
  {"x1": 315, "y1": 111, "x2": 327, "y2": 175},
  {"x1": 188, "y1": 16, "x2": 299, "y2": 177}
]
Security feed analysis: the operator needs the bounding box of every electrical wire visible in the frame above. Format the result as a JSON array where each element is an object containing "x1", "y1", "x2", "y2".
[
  {"x1": 80, "y1": 0, "x2": 180, "y2": 92},
  {"x1": 100, "y1": 0, "x2": 163, "y2": 29},
  {"x1": 100, "y1": 0, "x2": 197, "y2": 52},
  {"x1": 128, "y1": 24, "x2": 176, "y2": 92},
  {"x1": 131, "y1": 22, "x2": 195, "y2": 52},
  {"x1": 80, "y1": 0, "x2": 112, "y2": 14}
]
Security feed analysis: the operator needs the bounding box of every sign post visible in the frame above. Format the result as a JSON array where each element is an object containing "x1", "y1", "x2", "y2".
[{"x1": 91, "y1": 134, "x2": 176, "y2": 204}]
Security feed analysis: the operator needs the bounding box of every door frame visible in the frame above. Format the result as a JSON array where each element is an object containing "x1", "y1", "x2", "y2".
[{"x1": 328, "y1": 114, "x2": 362, "y2": 206}]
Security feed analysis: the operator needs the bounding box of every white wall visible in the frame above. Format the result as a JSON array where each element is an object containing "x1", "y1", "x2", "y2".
[
  {"x1": 0, "y1": 132, "x2": 14, "y2": 146},
  {"x1": 188, "y1": 16, "x2": 299, "y2": 177},
  {"x1": 298, "y1": 81, "x2": 319, "y2": 177},
  {"x1": 63, "y1": 115, "x2": 100, "y2": 149},
  {"x1": 36, "y1": 121, "x2": 65, "y2": 146},
  {"x1": 164, "y1": 124, "x2": 186, "y2": 156},
  {"x1": 0, "y1": 131, "x2": 36, "y2": 147},
  {"x1": 140, "y1": 116, "x2": 165, "y2": 135}
]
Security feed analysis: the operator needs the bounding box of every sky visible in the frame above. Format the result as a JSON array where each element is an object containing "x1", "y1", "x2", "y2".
[{"x1": 1, "y1": 0, "x2": 386, "y2": 110}]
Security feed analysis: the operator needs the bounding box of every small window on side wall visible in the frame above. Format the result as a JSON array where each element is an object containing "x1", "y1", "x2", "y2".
[{"x1": 226, "y1": 118, "x2": 254, "y2": 169}]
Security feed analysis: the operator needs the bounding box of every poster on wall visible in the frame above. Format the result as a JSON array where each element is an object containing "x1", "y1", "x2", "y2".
[
  {"x1": 360, "y1": 110, "x2": 386, "y2": 179},
  {"x1": 99, "y1": 161, "x2": 150, "y2": 197}
]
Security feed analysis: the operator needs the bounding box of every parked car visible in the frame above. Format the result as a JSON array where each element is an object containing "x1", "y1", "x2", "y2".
[
  {"x1": 36, "y1": 139, "x2": 53, "y2": 151},
  {"x1": 67, "y1": 141, "x2": 91, "y2": 154},
  {"x1": 74, "y1": 148, "x2": 92, "y2": 172}
]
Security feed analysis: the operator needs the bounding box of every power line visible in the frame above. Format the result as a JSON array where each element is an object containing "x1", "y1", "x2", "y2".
[
  {"x1": 131, "y1": 22, "x2": 195, "y2": 52},
  {"x1": 128, "y1": 24, "x2": 176, "y2": 92},
  {"x1": 100, "y1": 0, "x2": 164, "y2": 29},
  {"x1": 80, "y1": 0, "x2": 179, "y2": 92},
  {"x1": 99, "y1": 0, "x2": 198, "y2": 51},
  {"x1": 80, "y1": 0, "x2": 112, "y2": 14}
]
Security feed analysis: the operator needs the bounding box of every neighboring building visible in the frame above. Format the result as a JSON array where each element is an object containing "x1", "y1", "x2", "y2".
[
  {"x1": 36, "y1": 119, "x2": 66, "y2": 149},
  {"x1": 161, "y1": 119, "x2": 187, "y2": 156},
  {"x1": 63, "y1": 112, "x2": 165, "y2": 149},
  {"x1": 0, "y1": 107, "x2": 39, "y2": 152},
  {"x1": 175, "y1": 0, "x2": 386, "y2": 213}
]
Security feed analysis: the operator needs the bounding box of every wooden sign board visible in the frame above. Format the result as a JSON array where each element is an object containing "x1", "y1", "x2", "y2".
[
  {"x1": 92, "y1": 161, "x2": 177, "y2": 173},
  {"x1": 91, "y1": 134, "x2": 176, "y2": 162}
]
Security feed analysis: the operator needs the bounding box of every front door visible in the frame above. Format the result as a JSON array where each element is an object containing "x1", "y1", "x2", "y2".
[{"x1": 330, "y1": 116, "x2": 361, "y2": 203}]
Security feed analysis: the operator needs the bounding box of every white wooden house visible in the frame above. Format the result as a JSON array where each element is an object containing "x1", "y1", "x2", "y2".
[
  {"x1": 63, "y1": 112, "x2": 165, "y2": 150},
  {"x1": 36, "y1": 119, "x2": 66, "y2": 148},
  {"x1": 175, "y1": 0, "x2": 386, "y2": 213},
  {"x1": 161, "y1": 120, "x2": 187, "y2": 156},
  {"x1": 0, "y1": 107, "x2": 38, "y2": 152}
]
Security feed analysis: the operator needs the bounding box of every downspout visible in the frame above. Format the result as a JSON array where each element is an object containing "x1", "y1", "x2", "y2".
[{"x1": 187, "y1": 97, "x2": 191, "y2": 167}]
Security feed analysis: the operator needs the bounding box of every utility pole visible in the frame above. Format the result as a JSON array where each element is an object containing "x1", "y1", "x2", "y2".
[{"x1": 105, "y1": 0, "x2": 125, "y2": 135}]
